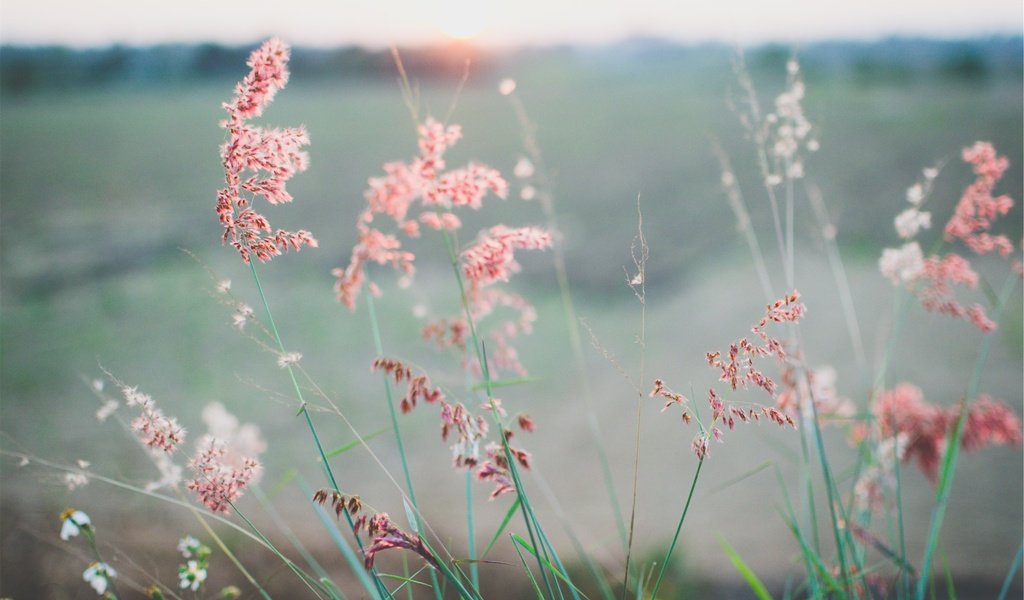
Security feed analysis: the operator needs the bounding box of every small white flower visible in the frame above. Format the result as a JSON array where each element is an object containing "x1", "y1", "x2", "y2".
[
  {"x1": 179, "y1": 559, "x2": 208, "y2": 591},
  {"x1": 879, "y1": 242, "x2": 925, "y2": 285},
  {"x1": 498, "y1": 78, "x2": 516, "y2": 96},
  {"x1": 60, "y1": 509, "x2": 91, "y2": 540},
  {"x1": 513, "y1": 157, "x2": 534, "y2": 179},
  {"x1": 216, "y1": 279, "x2": 232, "y2": 294},
  {"x1": 82, "y1": 561, "x2": 115, "y2": 595},
  {"x1": 923, "y1": 166, "x2": 939, "y2": 181},
  {"x1": 276, "y1": 352, "x2": 302, "y2": 369},
  {"x1": 807, "y1": 139, "x2": 820, "y2": 152},
  {"x1": 63, "y1": 471, "x2": 89, "y2": 491},
  {"x1": 96, "y1": 399, "x2": 118, "y2": 422},
  {"x1": 519, "y1": 185, "x2": 537, "y2": 201},
  {"x1": 232, "y1": 304, "x2": 255, "y2": 331},
  {"x1": 91, "y1": 379, "x2": 104, "y2": 392},
  {"x1": 765, "y1": 174, "x2": 783, "y2": 187},
  {"x1": 905, "y1": 183, "x2": 924, "y2": 206},
  {"x1": 894, "y1": 208, "x2": 931, "y2": 239},
  {"x1": 178, "y1": 535, "x2": 201, "y2": 558}
]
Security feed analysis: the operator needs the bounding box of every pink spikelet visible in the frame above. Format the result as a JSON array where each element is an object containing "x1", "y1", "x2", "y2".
[
  {"x1": 944, "y1": 142, "x2": 1015, "y2": 257},
  {"x1": 217, "y1": 38, "x2": 316, "y2": 263},
  {"x1": 120, "y1": 385, "x2": 185, "y2": 453},
  {"x1": 461, "y1": 226, "x2": 552, "y2": 286},
  {"x1": 186, "y1": 436, "x2": 261, "y2": 513},
  {"x1": 706, "y1": 291, "x2": 805, "y2": 397},
  {"x1": 334, "y1": 117, "x2": 510, "y2": 310},
  {"x1": 875, "y1": 384, "x2": 1022, "y2": 483},
  {"x1": 362, "y1": 513, "x2": 440, "y2": 571},
  {"x1": 476, "y1": 443, "x2": 517, "y2": 500}
]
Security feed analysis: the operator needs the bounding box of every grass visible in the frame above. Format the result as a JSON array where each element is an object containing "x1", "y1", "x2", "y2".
[{"x1": 1, "y1": 47, "x2": 1022, "y2": 597}]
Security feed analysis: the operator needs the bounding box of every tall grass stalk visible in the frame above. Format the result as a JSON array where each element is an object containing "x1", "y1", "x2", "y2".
[
  {"x1": 437, "y1": 222, "x2": 569, "y2": 600},
  {"x1": 623, "y1": 196, "x2": 649, "y2": 598},
  {"x1": 365, "y1": 292, "x2": 445, "y2": 600},
  {"x1": 649, "y1": 457, "x2": 704, "y2": 600},
  {"x1": 246, "y1": 260, "x2": 391, "y2": 598},
  {"x1": 915, "y1": 271, "x2": 1020, "y2": 599},
  {"x1": 507, "y1": 91, "x2": 629, "y2": 553}
]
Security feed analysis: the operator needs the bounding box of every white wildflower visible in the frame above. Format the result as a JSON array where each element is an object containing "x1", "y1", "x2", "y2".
[
  {"x1": 498, "y1": 78, "x2": 516, "y2": 96},
  {"x1": 513, "y1": 157, "x2": 534, "y2": 179},
  {"x1": 520, "y1": 185, "x2": 537, "y2": 201},
  {"x1": 894, "y1": 208, "x2": 931, "y2": 239},
  {"x1": 879, "y1": 242, "x2": 925, "y2": 285},
  {"x1": 60, "y1": 509, "x2": 91, "y2": 540},
  {"x1": 179, "y1": 560, "x2": 208, "y2": 591},
  {"x1": 83, "y1": 562, "x2": 116, "y2": 595}
]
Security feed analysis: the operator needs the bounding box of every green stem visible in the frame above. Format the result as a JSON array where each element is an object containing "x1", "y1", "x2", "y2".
[
  {"x1": 915, "y1": 273, "x2": 1019, "y2": 599},
  {"x1": 466, "y1": 469, "x2": 480, "y2": 592},
  {"x1": 650, "y1": 457, "x2": 704, "y2": 599},
  {"x1": 246, "y1": 259, "x2": 390, "y2": 599},
  {"x1": 438, "y1": 225, "x2": 562, "y2": 600},
  {"x1": 365, "y1": 293, "x2": 444, "y2": 600},
  {"x1": 996, "y1": 540, "x2": 1023, "y2": 600}
]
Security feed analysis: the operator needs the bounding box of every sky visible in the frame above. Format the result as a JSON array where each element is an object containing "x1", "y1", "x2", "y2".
[{"x1": 1, "y1": 0, "x2": 1022, "y2": 48}]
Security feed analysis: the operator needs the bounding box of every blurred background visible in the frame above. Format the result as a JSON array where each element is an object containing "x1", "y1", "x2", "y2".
[{"x1": 1, "y1": 1, "x2": 1022, "y2": 597}]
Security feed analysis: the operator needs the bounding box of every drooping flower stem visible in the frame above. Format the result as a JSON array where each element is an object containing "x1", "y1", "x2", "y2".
[
  {"x1": 246, "y1": 260, "x2": 391, "y2": 599},
  {"x1": 915, "y1": 272, "x2": 1020, "y2": 599},
  {"x1": 366, "y1": 292, "x2": 445, "y2": 600},
  {"x1": 650, "y1": 457, "x2": 704, "y2": 600}
]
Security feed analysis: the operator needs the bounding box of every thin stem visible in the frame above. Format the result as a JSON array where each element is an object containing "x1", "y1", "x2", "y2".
[
  {"x1": 438, "y1": 225, "x2": 561, "y2": 599},
  {"x1": 365, "y1": 293, "x2": 445, "y2": 600},
  {"x1": 650, "y1": 458, "x2": 704, "y2": 599},
  {"x1": 509, "y1": 92, "x2": 629, "y2": 551},
  {"x1": 997, "y1": 540, "x2": 1024, "y2": 600},
  {"x1": 246, "y1": 259, "x2": 390, "y2": 599},
  {"x1": 466, "y1": 469, "x2": 480, "y2": 592},
  {"x1": 916, "y1": 273, "x2": 1020, "y2": 599}
]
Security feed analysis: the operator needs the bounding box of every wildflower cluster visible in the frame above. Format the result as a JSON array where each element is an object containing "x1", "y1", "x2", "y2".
[
  {"x1": 849, "y1": 382, "x2": 1021, "y2": 515},
  {"x1": 881, "y1": 142, "x2": 1017, "y2": 331},
  {"x1": 372, "y1": 358, "x2": 534, "y2": 498},
  {"x1": 332, "y1": 117, "x2": 508, "y2": 310},
  {"x1": 120, "y1": 384, "x2": 186, "y2": 454},
  {"x1": 186, "y1": 437, "x2": 261, "y2": 513},
  {"x1": 361, "y1": 512, "x2": 440, "y2": 571},
  {"x1": 216, "y1": 37, "x2": 316, "y2": 263},
  {"x1": 176, "y1": 535, "x2": 211, "y2": 592},
  {"x1": 334, "y1": 118, "x2": 550, "y2": 377},
  {"x1": 706, "y1": 291, "x2": 805, "y2": 396}
]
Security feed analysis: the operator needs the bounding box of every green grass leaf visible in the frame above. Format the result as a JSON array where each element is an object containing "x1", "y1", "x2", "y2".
[
  {"x1": 482, "y1": 498, "x2": 521, "y2": 558},
  {"x1": 511, "y1": 533, "x2": 590, "y2": 600},
  {"x1": 324, "y1": 428, "x2": 389, "y2": 458},
  {"x1": 717, "y1": 534, "x2": 773, "y2": 600}
]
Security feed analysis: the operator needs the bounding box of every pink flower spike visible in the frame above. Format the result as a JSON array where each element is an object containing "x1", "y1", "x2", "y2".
[{"x1": 217, "y1": 38, "x2": 316, "y2": 263}]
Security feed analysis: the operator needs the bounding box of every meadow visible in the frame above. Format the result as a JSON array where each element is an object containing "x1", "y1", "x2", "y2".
[{"x1": 1, "y1": 41, "x2": 1022, "y2": 597}]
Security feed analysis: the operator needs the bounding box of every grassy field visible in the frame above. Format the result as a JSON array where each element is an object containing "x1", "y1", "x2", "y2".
[{"x1": 1, "y1": 48, "x2": 1022, "y2": 597}]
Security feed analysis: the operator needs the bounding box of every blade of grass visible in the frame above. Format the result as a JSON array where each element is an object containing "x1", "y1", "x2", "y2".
[
  {"x1": 483, "y1": 498, "x2": 522, "y2": 558},
  {"x1": 773, "y1": 465, "x2": 823, "y2": 599},
  {"x1": 717, "y1": 534, "x2": 774, "y2": 600},
  {"x1": 325, "y1": 428, "x2": 390, "y2": 458},
  {"x1": 512, "y1": 534, "x2": 592, "y2": 600},
  {"x1": 512, "y1": 535, "x2": 548, "y2": 600},
  {"x1": 469, "y1": 377, "x2": 541, "y2": 391},
  {"x1": 996, "y1": 540, "x2": 1023, "y2": 600}
]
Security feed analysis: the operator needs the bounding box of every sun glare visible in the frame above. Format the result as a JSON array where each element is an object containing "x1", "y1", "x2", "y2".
[{"x1": 433, "y1": 1, "x2": 490, "y2": 40}]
